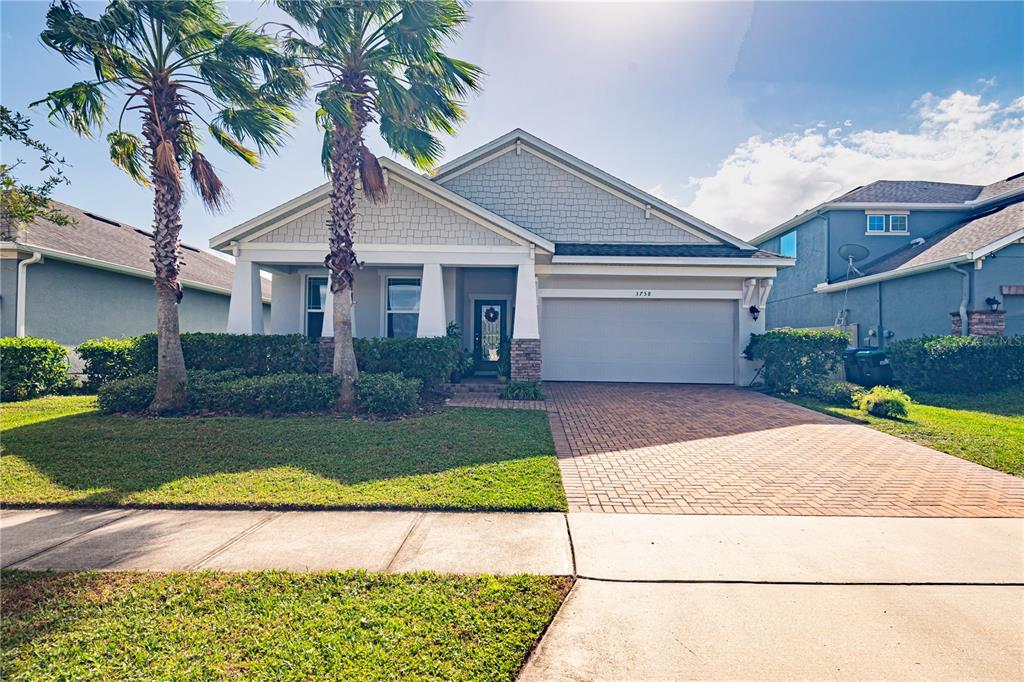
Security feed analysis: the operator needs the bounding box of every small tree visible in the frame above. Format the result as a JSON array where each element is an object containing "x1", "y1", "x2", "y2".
[
  {"x1": 274, "y1": 0, "x2": 482, "y2": 410},
  {"x1": 36, "y1": 0, "x2": 305, "y2": 413},
  {"x1": 0, "y1": 106, "x2": 73, "y2": 238}
]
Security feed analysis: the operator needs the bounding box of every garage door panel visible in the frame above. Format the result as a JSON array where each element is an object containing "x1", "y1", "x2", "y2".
[{"x1": 541, "y1": 299, "x2": 736, "y2": 384}]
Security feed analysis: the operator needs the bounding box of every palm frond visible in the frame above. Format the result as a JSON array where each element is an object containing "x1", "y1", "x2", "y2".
[
  {"x1": 378, "y1": 117, "x2": 442, "y2": 170},
  {"x1": 34, "y1": 81, "x2": 107, "y2": 137},
  {"x1": 208, "y1": 122, "x2": 260, "y2": 166},
  {"x1": 213, "y1": 105, "x2": 294, "y2": 157},
  {"x1": 359, "y1": 144, "x2": 387, "y2": 203},
  {"x1": 106, "y1": 130, "x2": 150, "y2": 185},
  {"x1": 189, "y1": 151, "x2": 227, "y2": 211},
  {"x1": 153, "y1": 139, "x2": 181, "y2": 189}
]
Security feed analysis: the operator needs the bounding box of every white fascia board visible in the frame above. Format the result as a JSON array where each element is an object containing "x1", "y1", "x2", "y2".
[
  {"x1": 969, "y1": 227, "x2": 1024, "y2": 259},
  {"x1": 537, "y1": 263, "x2": 782, "y2": 278},
  {"x1": 210, "y1": 182, "x2": 331, "y2": 250},
  {"x1": 10, "y1": 242, "x2": 271, "y2": 302},
  {"x1": 538, "y1": 288, "x2": 742, "y2": 300},
  {"x1": 813, "y1": 255, "x2": 967, "y2": 293},
  {"x1": 551, "y1": 255, "x2": 794, "y2": 267},
  {"x1": 433, "y1": 129, "x2": 755, "y2": 250}
]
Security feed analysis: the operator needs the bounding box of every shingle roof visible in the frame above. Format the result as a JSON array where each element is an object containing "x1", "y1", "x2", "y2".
[
  {"x1": 833, "y1": 180, "x2": 983, "y2": 204},
  {"x1": 554, "y1": 243, "x2": 781, "y2": 258},
  {"x1": 977, "y1": 172, "x2": 1024, "y2": 201},
  {"x1": 9, "y1": 200, "x2": 269, "y2": 298},
  {"x1": 857, "y1": 200, "x2": 1024, "y2": 277}
]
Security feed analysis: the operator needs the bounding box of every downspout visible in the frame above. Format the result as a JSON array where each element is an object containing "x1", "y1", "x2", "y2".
[
  {"x1": 16, "y1": 251, "x2": 43, "y2": 337},
  {"x1": 950, "y1": 264, "x2": 969, "y2": 336}
]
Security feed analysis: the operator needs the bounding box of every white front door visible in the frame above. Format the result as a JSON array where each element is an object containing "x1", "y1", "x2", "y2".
[{"x1": 540, "y1": 298, "x2": 736, "y2": 383}]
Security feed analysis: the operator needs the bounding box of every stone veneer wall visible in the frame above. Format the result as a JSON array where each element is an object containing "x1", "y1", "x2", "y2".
[
  {"x1": 510, "y1": 338, "x2": 542, "y2": 382},
  {"x1": 950, "y1": 310, "x2": 1005, "y2": 336}
]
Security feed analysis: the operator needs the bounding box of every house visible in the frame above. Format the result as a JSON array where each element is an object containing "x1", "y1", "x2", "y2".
[
  {"x1": 1, "y1": 201, "x2": 270, "y2": 347},
  {"x1": 751, "y1": 175, "x2": 1024, "y2": 345},
  {"x1": 210, "y1": 129, "x2": 793, "y2": 384}
]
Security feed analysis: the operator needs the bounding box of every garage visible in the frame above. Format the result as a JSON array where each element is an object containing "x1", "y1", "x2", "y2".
[{"x1": 540, "y1": 298, "x2": 737, "y2": 383}]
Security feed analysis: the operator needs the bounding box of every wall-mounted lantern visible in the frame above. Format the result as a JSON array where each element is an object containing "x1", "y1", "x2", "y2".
[
  {"x1": 748, "y1": 305, "x2": 760, "y2": 321},
  {"x1": 985, "y1": 296, "x2": 1002, "y2": 312}
]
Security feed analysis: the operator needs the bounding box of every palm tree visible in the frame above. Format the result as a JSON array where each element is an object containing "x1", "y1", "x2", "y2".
[
  {"x1": 36, "y1": 0, "x2": 305, "y2": 413},
  {"x1": 275, "y1": 0, "x2": 482, "y2": 410}
]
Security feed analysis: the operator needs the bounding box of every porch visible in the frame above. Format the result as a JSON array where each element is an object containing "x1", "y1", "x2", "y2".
[{"x1": 226, "y1": 249, "x2": 541, "y2": 380}]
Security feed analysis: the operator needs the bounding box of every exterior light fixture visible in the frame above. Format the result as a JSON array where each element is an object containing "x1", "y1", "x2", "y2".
[
  {"x1": 986, "y1": 296, "x2": 1002, "y2": 312},
  {"x1": 749, "y1": 305, "x2": 760, "y2": 321}
]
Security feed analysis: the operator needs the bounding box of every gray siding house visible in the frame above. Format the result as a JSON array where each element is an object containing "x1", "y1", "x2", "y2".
[
  {"x1": 752, "y1": 175, "x2": 1024, "y2": 345},
  {"x1": 211, "y1": 129, "x2": 793, "y2": 384},
  {"x1": 1, "y1": 201, "x2": 269, "y2": 347}
]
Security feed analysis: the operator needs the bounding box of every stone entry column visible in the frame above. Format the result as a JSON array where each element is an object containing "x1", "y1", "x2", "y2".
[{"x1": 511, "y1": 260, "x2": 542, "y2": 381}]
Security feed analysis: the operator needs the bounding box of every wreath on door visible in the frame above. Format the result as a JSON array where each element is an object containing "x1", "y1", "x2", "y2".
[{"x1": 484, "y1": 306, "x2": 499, "y2": 323}]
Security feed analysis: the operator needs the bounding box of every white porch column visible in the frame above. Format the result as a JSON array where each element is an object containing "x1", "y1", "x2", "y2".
[
  {"x1": 321, "y1": 289, "x2": 334, "y2": 338},
  {"x1": 443, "y1": 266, "x2": 457, "y2": 326},
  {"x1": 227, "y1": 259, "x2": 264, "y2": 334},
  {"x1": 512, "y1": 260, "x2": 539, "y2": 339},
  {"x1": 416, "y1": 262, "x2": 447, "y2": 337}
]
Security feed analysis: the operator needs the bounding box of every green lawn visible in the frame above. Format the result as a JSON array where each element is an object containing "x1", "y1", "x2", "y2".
[
  {"x1": 0, "y1": 396, "x2": 566, "y2": 511},
  {"x1": 1, "y1": 570, "x2": 571, "y2": 681},
  {"x1": 792, "y1": 388, "x2": 1024, "y2": 476}
]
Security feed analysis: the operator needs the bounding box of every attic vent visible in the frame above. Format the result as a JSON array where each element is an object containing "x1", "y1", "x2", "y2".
[
  {"x1": 910, "y1": 237, "x2": 925, "y2": 248},
  {"x1": 84, "y1": 212, "x2": 121, "y2": 227}
]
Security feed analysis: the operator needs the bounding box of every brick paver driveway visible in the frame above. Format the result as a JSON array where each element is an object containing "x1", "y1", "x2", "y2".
[{"x1": 546, "y1": 383, "x2": 1024, "y2": 517}]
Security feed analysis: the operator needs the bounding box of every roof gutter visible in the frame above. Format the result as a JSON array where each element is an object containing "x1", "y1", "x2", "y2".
[
  {"x1": 16, "y1": 251, "x2": 43, "y2": 336},
  {"x1": 551, "y1": 255, "x2": 795, "y2": 266},
  {"x1": 814, "y1": 254, "x2": 968, "y2": 293}
]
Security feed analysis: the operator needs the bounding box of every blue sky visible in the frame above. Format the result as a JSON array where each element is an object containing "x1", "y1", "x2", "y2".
[{"x1": 2, "y1": 1, "x2": 1022, "y2": 243}]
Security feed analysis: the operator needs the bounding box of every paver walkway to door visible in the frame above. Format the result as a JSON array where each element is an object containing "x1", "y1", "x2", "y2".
[{"x1": 544, "y1": 383, "x2": 1024, "y2": 517}]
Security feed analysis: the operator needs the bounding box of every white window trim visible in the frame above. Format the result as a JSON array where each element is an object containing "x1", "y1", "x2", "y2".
[
  {"x1": 866, "y1": 214, "x2": 887, "y2": 233},
  {"x1": 303, "y1": 274, "x2": 329, "y2": 338},
  {"x1": 383, "y1": 274, "x2": 422, "y2": 338},
  {"x1": 888, "y1": 214, "x2": 909, "y2": 233}
]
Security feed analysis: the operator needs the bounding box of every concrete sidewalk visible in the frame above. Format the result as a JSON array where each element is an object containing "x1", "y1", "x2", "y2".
[
  {"x1": 0, "y1": 508, "x2": 573, "y2": 575},
  {"x1": 3, "y1": 508, "x2": 1022, "y2": 583}
]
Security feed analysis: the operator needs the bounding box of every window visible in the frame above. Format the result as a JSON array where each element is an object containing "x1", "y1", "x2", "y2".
[
  {"x1": 779, "y1": 230, "x2": 797, "y2": 258},
  {"x1": 866, "y1": 214, "x2": 886, "y2": 233},
  {"x1": 305, "y1": 276, "x2": 328, "y2": 340},
  {"x1": 889, "y1": 214, "x2": 908, "y2": 233},
  {"x1": 386, "y1": 277, "x2": 420, "y2": 338}
]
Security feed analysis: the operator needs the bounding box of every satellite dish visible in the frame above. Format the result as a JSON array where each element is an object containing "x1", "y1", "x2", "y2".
[{"x1": 837, "y1": 244, "x2": 870, "y2": 262}]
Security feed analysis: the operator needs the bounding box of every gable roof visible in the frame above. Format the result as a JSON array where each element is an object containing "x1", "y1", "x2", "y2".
[
  {"x1": 5, "y1": 200, "x2": 269, "y2": 300},
  {"x1": 432, "y1": 129, "x2": 756, "y2": 250},
  {"x1": 832, "y1": 180, "x2": 983, "y2": 204},
  {"x1": 815, "y1": 199, "x2": 1024, "y2": 293},
  {"x1": 209, "y1": 157, "x2": 554, "y2": 252},
  {"x1": 752, "y1": 170, "x2": 1024, "y2": 245}
]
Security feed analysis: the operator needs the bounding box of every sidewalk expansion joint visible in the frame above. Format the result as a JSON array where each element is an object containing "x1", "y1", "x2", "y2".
[
  {"x1": 384, "y1": 512, "x2": 424, "y2": 572},
  {"x1": 188, "y1": 512, "x2": 281, "y2": 570},
  {"x1": 7, "y1": 509, "x2": 135, "y2": 569},
  {"x1": 575, "y1": 576, "x2": 1024, "y2": 587},
  {"x1": 562, "y1": 513, "x2": 577, "y2": 576}
]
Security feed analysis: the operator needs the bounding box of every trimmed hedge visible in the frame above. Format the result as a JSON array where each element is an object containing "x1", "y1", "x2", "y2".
[
  {"x1": 354, "y1": 372, "x2": 422, "y2": 417},
  {"x1": 97, "y1": 371, "x2": 339, "y2": 415},
  {"x1": 744, "y1": 328, "x2": 850, "y2": 394},
  {"x1": 887, "y1": 335, "x2": 1024, "y2": 393},
  {"x1": 855, "y1": 385, "x2": 911, "y2": 419},
  {"x1": 134, "y1": 333, "x2": 320, "y2": 375},
  {"x1": 809, "y1": 380, "x2": 861, "y2": 407},
  {"x1": 0, "y1": 337, "x2": 72, "y2": 401},
  {"x1": 353, "y1": 336, "x2": 459, "y2": 394},
  {"x1": 76, "y1": 337, "x2": 138, "y2": 390},
  {"x1": 500, "y1": 381, "x2": 545, "y2": 401}
]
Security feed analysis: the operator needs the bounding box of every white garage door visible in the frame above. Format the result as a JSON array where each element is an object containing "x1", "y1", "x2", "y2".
[{"x1": 541, "y1": 298, "x2": 736, "y2": 383}]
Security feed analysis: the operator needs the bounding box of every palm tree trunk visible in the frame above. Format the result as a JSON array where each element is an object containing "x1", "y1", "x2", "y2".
[
  {"x1": 326, "y1": 119, "x2": 362, "y2": 411},
  {"x1": 148, "y1": 176, "x2": 188, "y2": 414}
]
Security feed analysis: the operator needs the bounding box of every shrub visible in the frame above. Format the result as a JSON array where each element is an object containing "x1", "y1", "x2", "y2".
[
  {"x1": 0, "y1": 337, "x2": 72, "y2": 401},
  {"x1": 133, "y1": 333, "x2": 319, "y2": 375},
  {"x1": 353, "y1": 336, "x2": 459, "y2": 394},
  {"x1": 500, "y1": 381, "x2": 545, "y2": 401},
  {"x1": 76, "y1": 337, "x2": 139, "y2": 390},
  {"x1": 855, "y1": 385, "x2": 911, "y2": 419},
  {"x1": 888, "y1": 335, "x2": 1024, "y2": 393},
  {"x1": 98, "y1": 370, "x2": 339, "y2": 415},
  {"x1": 744, "y1": 328, "x2": 850, "y2": 394},
  {"x1": 810, "y1": 380, "x2": 861, "y2": 407},
  {"x1": 354, "y1": 372, "x2": 421, "y2": 417}
]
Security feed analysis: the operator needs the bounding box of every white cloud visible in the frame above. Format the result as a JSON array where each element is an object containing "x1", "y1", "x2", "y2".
[{"x1": 685, "y1": 90, "x2": 1024, "y2": 240}]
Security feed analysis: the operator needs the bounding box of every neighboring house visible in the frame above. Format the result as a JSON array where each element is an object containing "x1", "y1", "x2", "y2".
[
  {"x1": 1, "y1": 201, "x2": 270, "y2": 347},
  {"x1": 752, "y1": 174, "x2": 1024, "y2": 346},
  {"x1": 210, "y1": 129, "x2": 792, "y2": 384}
]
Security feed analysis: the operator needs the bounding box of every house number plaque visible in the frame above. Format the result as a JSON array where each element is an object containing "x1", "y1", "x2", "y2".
[{"x1": 634, "y1": 290, "x2": 652, "y2": 297}]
